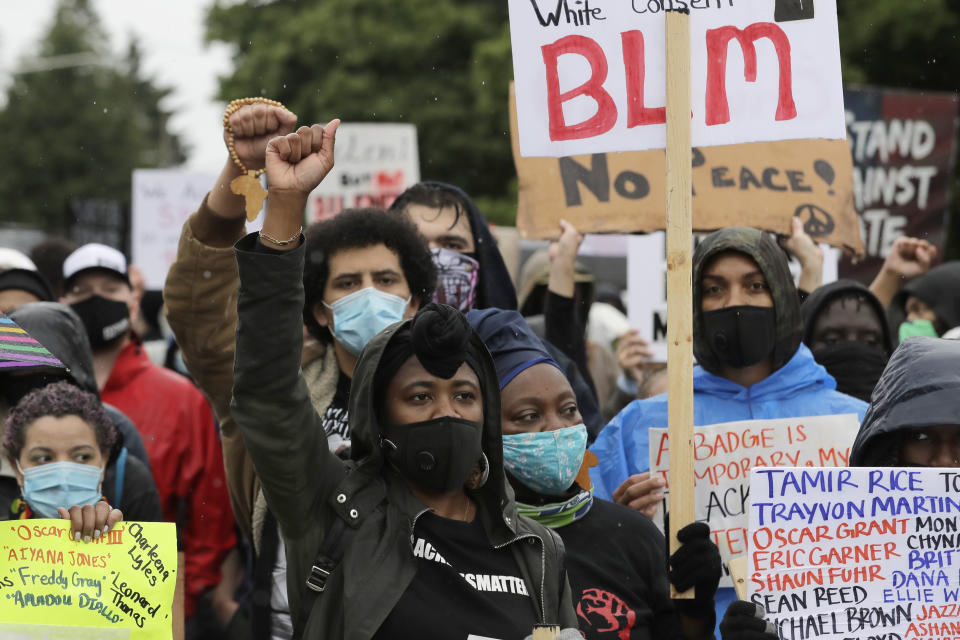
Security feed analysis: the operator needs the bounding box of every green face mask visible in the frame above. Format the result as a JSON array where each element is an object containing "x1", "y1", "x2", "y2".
[{"x1": 899, "y1": 319, "x2": 939, "y2": 343}]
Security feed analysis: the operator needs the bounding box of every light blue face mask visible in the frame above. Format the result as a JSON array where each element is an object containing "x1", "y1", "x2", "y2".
[
  {"x1": 502, "y1": 424, "x2": 588, "y2": 496},
  {"x1": 18, "y1": 461, "x2": 103, "y2": 519},
  {"x1": 324, "y1": 286, "x2": 410, "y2": 356}
]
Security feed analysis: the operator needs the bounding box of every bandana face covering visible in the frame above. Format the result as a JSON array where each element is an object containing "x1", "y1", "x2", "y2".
[
  {"x1": 502, "y1": 424, "x2": 587, "y2": 496},
  {"x1": 70, "y1": 295, "x2": 130, "y2": 349},
  {"x1": 702, "y1": 306, "x2": 777, "y2": 369},
  {"x1": 431, "y1": 248, "x2": 479, "y2": 312},
  {"x1": 899, "y1": 319, "x2": 939, "y2": 343},
  {"x1": 18, "y1": 461, "x2": 102, "y2": 519},
  {"x1": 381, "y1": 416, "x2": 483, "y2": 494},
  {"x1": 812, "y1": 341, "x2": 888, "y2": 402},
  {"x1": 325, "y1": 287, "x2": 410, "y2": 356}
]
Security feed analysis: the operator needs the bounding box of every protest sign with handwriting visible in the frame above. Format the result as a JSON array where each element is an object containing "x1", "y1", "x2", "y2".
[
  {"x1": 749, "y1": 467, "x2": 960, "y2": 640},
  {"x1": 509, "y1": 0, "x2": 845, "y2": 158},
  {"x1": 649, "y1": 414, "x2": 859, "y2": 587},
  {"x1": 0, "y1": 521, "x2": 176, "y2": 640}
]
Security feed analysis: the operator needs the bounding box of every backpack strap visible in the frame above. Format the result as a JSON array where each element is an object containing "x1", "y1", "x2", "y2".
[
  {"x1": 292, "y1": 516, "x2": 357, "y2": 640},
  {"x1": 113, "y1": 447, "x2": 128, "y2": 510}
]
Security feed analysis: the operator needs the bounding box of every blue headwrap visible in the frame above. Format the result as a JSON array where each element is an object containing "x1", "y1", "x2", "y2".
[{"x1": 465, "y1": 308, "x2": 563, "y2": 390}]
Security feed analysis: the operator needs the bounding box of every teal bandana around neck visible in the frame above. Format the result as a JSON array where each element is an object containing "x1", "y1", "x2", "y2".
[{"x1": 516, "y1": 487, "x2": 594, "y2": 529}]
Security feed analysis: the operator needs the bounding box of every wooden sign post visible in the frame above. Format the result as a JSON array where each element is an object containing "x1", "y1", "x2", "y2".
[{"x1": 664, "y1": 8, "x2": 695, "y2": 600}]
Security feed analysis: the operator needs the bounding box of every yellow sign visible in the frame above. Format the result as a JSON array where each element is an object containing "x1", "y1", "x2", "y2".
[{"x1": 0, "y1": 521, "x2": 176, "y2": 640}]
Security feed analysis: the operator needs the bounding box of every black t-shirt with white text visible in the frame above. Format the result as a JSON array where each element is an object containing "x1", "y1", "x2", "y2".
[
  {"x1": 320, "y1": 372, "x2": 351, "y2": 453},
  {"x1": 373, "y1": 512, "x2": 538, "y2": 640}
]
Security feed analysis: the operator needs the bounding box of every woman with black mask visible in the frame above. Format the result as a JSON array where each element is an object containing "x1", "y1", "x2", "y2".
[
  {"x1": 801, "y1": 280, "x2": 893, "y2": 402},
  {"x1": 230, "y1": 120, "x2": 575, "y2": 639}
]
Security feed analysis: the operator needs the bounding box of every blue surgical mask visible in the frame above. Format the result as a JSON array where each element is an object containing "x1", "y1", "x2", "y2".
[
  {"x1": 18, "y1": 461, "x2": 103, "y2": 519},
  {"x1": 324, "y1": 287, "x2": 410, "y2": 356},
  {"x1": 502, "y1": 424, "x2": 588, "y2": 496}
]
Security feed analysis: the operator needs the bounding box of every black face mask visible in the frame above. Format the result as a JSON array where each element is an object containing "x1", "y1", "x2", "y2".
[
  {"x1": 70, "y1": 295, "x2": 130, "y2": 349},
  {"x1": 812, "y1": 341, "x2": 889, "y2": 402},
  {"x1": 702, "y1": 306, "x2": 777, "y2": 369},
  {"x1": 381, "y1": 416, "x2": 483, "y2": 494}
]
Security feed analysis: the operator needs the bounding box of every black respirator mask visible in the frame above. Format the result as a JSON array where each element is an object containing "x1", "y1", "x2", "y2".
[
  {"x1": 70, "y1": 295, "x2": 130, "y2": 349},
  {"x1": 812, "y1": 341, "x2": 888, "y2": 402},
  {"x1": 381, "y1": 416, "x2": 483, "y2": 494},
  {"x1": 702, "y1": 306, "x2": 777, "y2": 369}
]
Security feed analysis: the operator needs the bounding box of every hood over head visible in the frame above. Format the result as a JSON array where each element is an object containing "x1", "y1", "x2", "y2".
[
  {"x1": 347, "y1": 302, "x2": 512, "y2": 518},
  {"x1": 850, "y1": 337, "x2": 960, "y2": 466},
  {"x1": 801, "y1": 279, "x2": 894, "y2": 355},
  {"x1": 692, "y1": 227, "x2": 802, "y2": 376},
  {"x1": 393, "y1": 181, "x2": 517, "y2": 311},
  {"x1": 895, "y1": 261, "x2": 960, "y2": 334},
  {"x1": 7, "y1": 302, "x2": 98, "y2": 396}
]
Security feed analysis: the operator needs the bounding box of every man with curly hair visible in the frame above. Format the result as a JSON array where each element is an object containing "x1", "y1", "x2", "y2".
[{"x1": 164, "y1": 101, "x2": 436, "y2": 639}]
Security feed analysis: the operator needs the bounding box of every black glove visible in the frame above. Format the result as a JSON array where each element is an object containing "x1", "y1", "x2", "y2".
[
  {"x1": 669, "y1": 522, "x2": 722, "y2": 596},
  {"x1": 719, "y1": 601, "x2": 778, "y2": 640}
]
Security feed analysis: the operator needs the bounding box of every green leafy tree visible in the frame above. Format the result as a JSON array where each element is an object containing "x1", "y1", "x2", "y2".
[
  {"x1": 0, "y1": 0, "x2": 186, "y2": 233},
  {"x1": 205, "y1": 0, "x2": 516, "y2": 223}
]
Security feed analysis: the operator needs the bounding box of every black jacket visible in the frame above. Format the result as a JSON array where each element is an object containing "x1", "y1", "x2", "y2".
[
  {"x1": 231, "y1": 234, "x2": 576, "y2": 639},
  {"x1": 849, "y1": 337, "x2": 960, "y2": 466}
]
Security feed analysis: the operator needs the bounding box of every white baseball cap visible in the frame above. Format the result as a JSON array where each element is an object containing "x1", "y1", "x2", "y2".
[
  {"x1": 63, "y1": 243, "x2": 129, "y2": 284},
  {"x1": 0, "y1": 248, "x2": 38, "y2": 272}
]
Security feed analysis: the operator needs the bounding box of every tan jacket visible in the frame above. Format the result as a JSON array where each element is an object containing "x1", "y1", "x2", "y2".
[{"x1": 163, "y1": 197, "x2": 338, "y2": 546}]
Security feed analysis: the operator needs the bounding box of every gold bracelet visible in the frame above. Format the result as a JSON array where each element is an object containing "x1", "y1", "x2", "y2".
[
  {"x1": 223, "y1": 97, "x2": 289, "y2": 222},
  {"x1": 259, "y1": 227, "x2": 303, "y2": 247}
]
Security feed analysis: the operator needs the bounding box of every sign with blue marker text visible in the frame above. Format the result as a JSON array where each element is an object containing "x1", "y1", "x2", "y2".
[
  {"x1": 651, "y1": 414, "x2": 860, "y2": 588},
  {"x1": 748, "y1": 467, "x2": 960, "y2": 640}
]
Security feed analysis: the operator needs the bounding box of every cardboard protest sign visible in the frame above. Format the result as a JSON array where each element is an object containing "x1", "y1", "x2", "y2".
[
  {"x1": 510, "y1": 90, "x2": 861, "y2": 252},
  {"x1": 649, "y1": 414, "x2": 860, "y2": 586},
  {"x1": 509, "y1": 0, "x2": 845, "y2": 158},
  {"x1": 626, "y1": 232, "x2": 840, "y2": 362},
  {"x1": 305, "y1": 123, "x2": 419, "y2": 222},
  {"x1": 0, "y1": 314, "x2": 66, "y2": 375},
  {"x1": 840, "y1": 88, "x2": 960, "y2": 283},
  {"x1": 131, "y1": 170, "x2": 222, "y2": 290},
  {"x1": 0, "y1": 521, "x2": 177, "y2": 640},
  {"x1": 748, "y1": 467, "x2": 960, "y2": 640}
]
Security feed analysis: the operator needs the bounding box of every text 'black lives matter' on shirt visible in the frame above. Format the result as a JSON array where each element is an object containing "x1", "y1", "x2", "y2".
[
  {"x1": 373, "y1": 512, "x2": 538, "y2": 640},
  {"x1": 321, "y1": 372, "x2": 351, "y2": 453}
]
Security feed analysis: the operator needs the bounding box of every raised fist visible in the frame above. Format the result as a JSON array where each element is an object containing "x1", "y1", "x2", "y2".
[
  {"x1": 265, "y1": 120, "x2": 340, "y2": 195},
  {"x1": 224, "y1": 102, "x2": 298, "y2": 171}
]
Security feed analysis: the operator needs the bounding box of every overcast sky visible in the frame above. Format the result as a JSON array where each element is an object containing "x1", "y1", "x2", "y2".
[{"x1": 0, "y1": 0, "x2": 232, "y2": 174}]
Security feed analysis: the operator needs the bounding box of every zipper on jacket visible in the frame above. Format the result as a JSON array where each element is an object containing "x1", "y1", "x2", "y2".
[{"x1": 494, "y1": 533, "x2": 546, "y2": 624}]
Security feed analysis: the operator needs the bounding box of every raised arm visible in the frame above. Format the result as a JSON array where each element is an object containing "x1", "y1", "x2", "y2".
[
  {"x1": 164, "y1": 101, "x2": 296, "y2": 534},
  {"x1": 230, "y1": 120, "x2": 345, "y2": 537}
]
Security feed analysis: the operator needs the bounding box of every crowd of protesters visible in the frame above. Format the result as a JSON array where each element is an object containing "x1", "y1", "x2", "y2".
[{"x1": 1, "y1": 99, "x2": 959, "y2": 640}]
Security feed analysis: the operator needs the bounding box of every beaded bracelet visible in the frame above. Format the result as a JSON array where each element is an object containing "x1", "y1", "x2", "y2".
[{"x1": 223, "y1": 97, "x2": 289, "y2": 222}]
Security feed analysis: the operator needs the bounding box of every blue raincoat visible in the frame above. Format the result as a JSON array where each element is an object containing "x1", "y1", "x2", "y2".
[{"x1": 588, "y1": 343, "x2": 867, "y2": 625}]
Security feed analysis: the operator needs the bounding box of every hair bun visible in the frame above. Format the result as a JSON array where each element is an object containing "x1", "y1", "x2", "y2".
[{"x1": 411, "y1": 303, "x2": 470, "y2": 379}]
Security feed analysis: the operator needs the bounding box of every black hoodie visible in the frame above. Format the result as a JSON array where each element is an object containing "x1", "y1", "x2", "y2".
[
  {"x1": 850, "y1": 337, "x2": 960, "y2": 466},
  {"x1": 801, "y1": 279, "x2": 893, "y2": 354},
  {"x1": 416, "y1": 181, "x2": 518, "y2": 310},
  {"x1": 894, "y1": 261, "x2": 960, "y2": 335},
  {"x1": 692, "y1": 227, "x2": 803, "y2": 375},
  {"x1": 2, "y1": 302, "x2": 161, "y2": 521}
]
